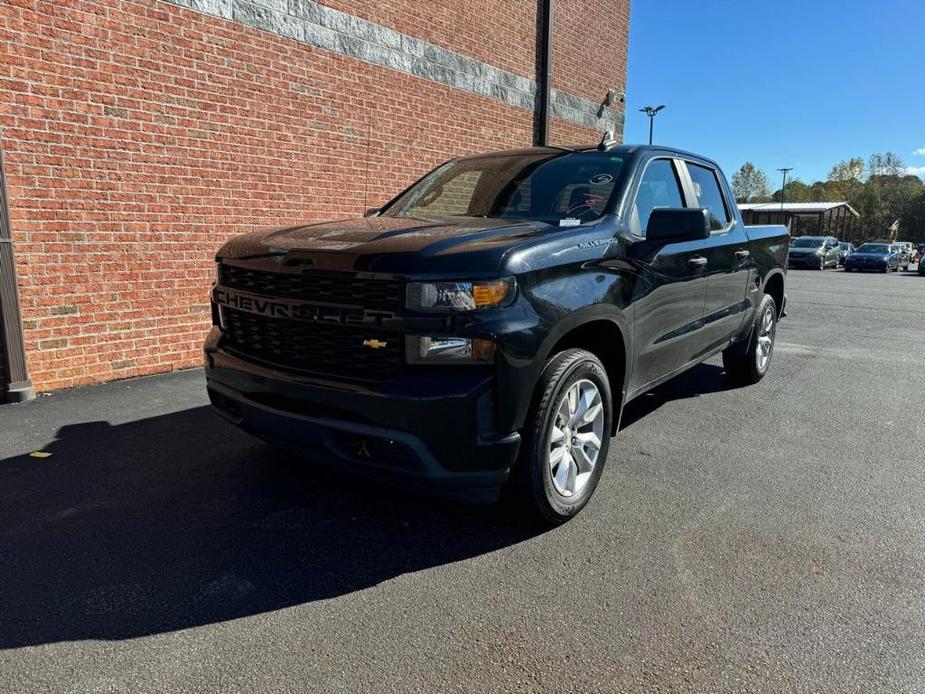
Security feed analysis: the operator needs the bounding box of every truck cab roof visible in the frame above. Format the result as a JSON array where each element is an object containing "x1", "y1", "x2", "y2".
[{"x1": 455, "y1": 143, "x2": 725, "y2": 172}]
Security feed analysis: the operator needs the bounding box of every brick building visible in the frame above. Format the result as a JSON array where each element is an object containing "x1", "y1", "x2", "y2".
[{"x1": 0, "y1": 0, "x2": 629, "y2": 400}]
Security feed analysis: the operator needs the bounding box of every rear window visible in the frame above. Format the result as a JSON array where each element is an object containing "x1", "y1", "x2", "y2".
[{"x1": 686, "y1": 163, "x2": 730, "y2": 231}]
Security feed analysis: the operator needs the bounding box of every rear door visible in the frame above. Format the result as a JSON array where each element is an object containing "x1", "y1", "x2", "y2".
[
  {"x1": 626, "y1": 157, "x2": 710, "y2": 392},
  {"x1": 680, "y1": 160, "x2": 752, "y2": 356}
]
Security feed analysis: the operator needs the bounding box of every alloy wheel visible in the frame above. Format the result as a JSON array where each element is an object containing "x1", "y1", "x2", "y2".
[
  {"x1": 547, "y1": 379, "x2": 605, "y2": 497},
  {"x1": 756, "y1": 304, "x2": 776, "y2": 372}
]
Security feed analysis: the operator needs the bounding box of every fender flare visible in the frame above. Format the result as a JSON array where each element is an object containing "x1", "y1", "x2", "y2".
[
  {"x1": 523, "y1": 304, "x2": 634, "y2": 431},
  {"x1": 761, "y1": 267, "x2": 786, "y2": 293}
]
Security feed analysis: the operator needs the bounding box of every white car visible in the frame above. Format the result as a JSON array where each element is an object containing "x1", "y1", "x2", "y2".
[{"x1": 896, "y1": 241, "x2": 918, "y2": 266}]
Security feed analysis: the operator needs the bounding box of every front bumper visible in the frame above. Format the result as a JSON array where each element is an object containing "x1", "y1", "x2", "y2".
[
  {"x1": 845, "y1": 259, "x2": 888, "y2": 271},
  {"x1": 204, "y1": 329, "x2": 520, "y2": 502},
  {"x1": 787, "y1": 253, "x2": 824, "y2": 268}
]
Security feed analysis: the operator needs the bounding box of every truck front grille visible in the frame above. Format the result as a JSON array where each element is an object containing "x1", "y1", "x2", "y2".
[
  {"x1": 219, "y1": 264, "x2": 403, "y2": 310},
  {"x1": 220, "y1": 308, "x2": 404, "y2": 381}
]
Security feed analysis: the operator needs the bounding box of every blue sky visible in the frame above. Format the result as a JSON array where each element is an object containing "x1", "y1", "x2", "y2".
[{"x1": 624, "y1": 0, "x2": 925, "y2": 185}]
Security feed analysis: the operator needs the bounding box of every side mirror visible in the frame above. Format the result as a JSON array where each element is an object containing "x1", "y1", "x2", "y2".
[
  {"x1": 364, "y1": 207, "x2": 380, "y2": 217},
  {"x1": 645, "y1": 208, "x2": 711, "y2": 244}
]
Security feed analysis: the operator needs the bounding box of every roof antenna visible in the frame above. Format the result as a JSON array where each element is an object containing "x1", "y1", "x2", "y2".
[{"x1": 598, "y1": 129, "x2": 616, "y2": 150}]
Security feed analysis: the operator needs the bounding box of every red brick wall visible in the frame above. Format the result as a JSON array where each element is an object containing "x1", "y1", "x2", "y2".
[
  {"x1": 317, "y1": 0, "x2": 540, "y2": 78},
  {"x1": 0, "y1": 0, "x2": 625, "y2": 392},
  {"x1": 552, "y1": 0, "x2": 631, "y2": 106}
]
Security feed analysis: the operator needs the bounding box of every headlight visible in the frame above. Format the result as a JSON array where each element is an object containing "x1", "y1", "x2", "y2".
[
  {"x1": 406, "y1": 278, "x2": 516, "y2": 312},
  {"x1": 406, "y1": 336, "x2": 496, "y2": 364}
]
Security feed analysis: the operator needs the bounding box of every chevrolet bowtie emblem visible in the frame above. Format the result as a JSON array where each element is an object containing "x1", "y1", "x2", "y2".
[{"x1": 362, "y1": 339, "x2": 388, "y2": 350}]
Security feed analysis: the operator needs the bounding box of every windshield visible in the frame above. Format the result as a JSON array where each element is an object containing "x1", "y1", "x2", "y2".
[
  {"x1": 382, "y1": 152, "x2": 626, "y2": 224},
  {"x1": 857, "y1": 244, "x2": 891, "y2": 254},
  {"x1": 839, "y1": 242, "x2": 851, "y2": 250},
  {"x1": 791, "y1": 237, "x2": 824, "y2": 248}
]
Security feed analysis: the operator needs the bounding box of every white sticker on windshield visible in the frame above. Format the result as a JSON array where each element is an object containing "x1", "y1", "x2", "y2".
[{"x1": 559, "y1": 218, "x2": 581, "y2": 227}]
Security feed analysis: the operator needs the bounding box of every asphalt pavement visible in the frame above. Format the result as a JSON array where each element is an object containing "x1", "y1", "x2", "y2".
[{"x1": 1, "y1": 266, "x2": 924, "y2": 693}]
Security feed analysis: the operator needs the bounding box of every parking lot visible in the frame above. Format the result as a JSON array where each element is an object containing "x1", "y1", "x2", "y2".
[{"x1": 1, "y1": 267, "x2": 923, "y2": 693}]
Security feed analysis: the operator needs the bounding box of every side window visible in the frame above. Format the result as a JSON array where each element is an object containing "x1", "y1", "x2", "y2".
[
  {"x1": 630, "y1": 159, "x2": 684, "y2": 237},
  {"x1": 687, "y1": 163, "x2": 731, "y2": 231}
]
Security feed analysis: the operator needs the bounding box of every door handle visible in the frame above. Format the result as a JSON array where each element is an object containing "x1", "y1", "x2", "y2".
[
  {"x1": 735, "y1": 249, "x2": 750, "y2": 259},
  {"x1": 688, "y1": 257, "x2": 708, "y2": 268}
]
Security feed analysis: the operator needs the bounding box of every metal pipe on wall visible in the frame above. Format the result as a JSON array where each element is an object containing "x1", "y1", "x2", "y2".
[
  {"x1": 0, "y1": 139, "x2": 35, "y2": 403},
  {"x1": 537, "y1": 0, "x2": 554, "y2": 146}
]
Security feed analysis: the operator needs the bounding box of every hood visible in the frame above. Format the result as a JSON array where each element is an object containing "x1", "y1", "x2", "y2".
[
  {"x1": 217, "y1": 215, "x2": 557, "y2": 274},
  {"x1": 788, "y1": 247, "x2": 822, "y2": 254}
]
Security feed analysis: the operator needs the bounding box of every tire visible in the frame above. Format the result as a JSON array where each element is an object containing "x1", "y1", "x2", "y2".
[
  {"x1": 723, "y1": 294, "x2": 777, "y2": 386},
  {"x1": 511, "y1": 348, "x2": 612, "y2": 524}
]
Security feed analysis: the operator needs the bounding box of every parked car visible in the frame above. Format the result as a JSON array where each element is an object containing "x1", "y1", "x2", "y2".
[
  {"x1": 892, "y1": 241, "x2": 913, "y2": 272},
  {"x1": 843, "y1": 243, "x2": 901, "y2": 272},
  {"x1": 205, "y1": 142, "x2": 789, "y2": 523},
  {"x1": 894, "y1": 241, "x2": 913, "y2": 270},
  {"x1": 787, "y1": 235, "x2": 840, "y2": 270},
  {"x1": 903, "y1": 241, "x2": 918, "y2": 266},
  {"x1": 836, "y1": 241, "x2": 856, "y2": 266}
]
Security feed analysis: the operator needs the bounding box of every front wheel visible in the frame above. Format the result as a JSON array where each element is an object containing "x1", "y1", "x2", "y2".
[
  {"x1": 511, "y1": 349, "x2": 612, "y2": 524},
  {"x1": 723, "y1": 294, "x2": 777, "y2": 385}
]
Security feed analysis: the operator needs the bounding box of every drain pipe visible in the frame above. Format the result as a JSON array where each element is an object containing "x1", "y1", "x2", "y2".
[
  {"x1": 537, "y1": 0, "x2": 554, "y2": 146},
  {"x1": 0, "y1": 140, "x2": 34, "y2": 403}
]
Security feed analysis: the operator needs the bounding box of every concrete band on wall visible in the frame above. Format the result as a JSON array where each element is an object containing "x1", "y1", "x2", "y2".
[{"x1": 163, "y1": 0, "x2": 623, "y2": 135}]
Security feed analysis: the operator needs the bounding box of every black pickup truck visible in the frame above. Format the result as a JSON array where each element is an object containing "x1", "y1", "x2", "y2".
[{"x1": 205, "y1": 142, "x2": 788, "y2": 523}]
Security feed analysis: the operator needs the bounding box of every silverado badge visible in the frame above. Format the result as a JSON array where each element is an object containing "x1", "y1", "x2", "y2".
[{"x1": 362, "y1": 339, "x2": 389, "y2": 350}]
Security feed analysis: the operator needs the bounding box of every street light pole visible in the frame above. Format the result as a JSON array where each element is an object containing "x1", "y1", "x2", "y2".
[
  {"x1": 777, "y1": 167, "x2": 794, "y2": 228},
  {"x1": 639, "y1": 105, "x2": 666, "y2": 145}
]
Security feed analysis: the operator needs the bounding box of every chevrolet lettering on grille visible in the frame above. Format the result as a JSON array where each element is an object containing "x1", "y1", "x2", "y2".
[{"x1": 213, "y1": 286, "x2": 395, "y2": 326}]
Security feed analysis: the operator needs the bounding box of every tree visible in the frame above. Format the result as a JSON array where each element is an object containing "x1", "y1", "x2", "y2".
[
  {"x1": 868, "y1": 152, "x2": 905, "y2": 177},
  {"x1": 826, "y1": 157, "x2": 865, "y2": 204},
  {"x1": 731, "y1": 162, "x2": 770, "y2": 203},
  {"x1": 809, "y1": 180, "x2": 837, "y2": 202},
  {"x1": 857, "y1": 153, "x2": 924, "y2": 239},
  {"x1": 771, "y1": 178, "x2": 810, "y2": 203},
  {"x1": 904, "y1": 190, "x2": 925, "y2": 242}
]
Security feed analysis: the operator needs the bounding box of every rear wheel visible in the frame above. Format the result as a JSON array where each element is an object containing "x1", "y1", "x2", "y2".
[
  {"x1": 511, "y1": 349, "x2": 612, "y2": 524},
  {"x1": 723, "y1": 294, "x2": 777, "y2": 385}
]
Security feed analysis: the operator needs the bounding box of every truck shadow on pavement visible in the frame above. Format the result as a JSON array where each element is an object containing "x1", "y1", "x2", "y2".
[
  {"x1": 619, "y1": 363, "x2": 733, "y2": 430},
  {"x1": 0, "y1": 406, "x2": 543, "y2": 648},
  {"x1": 0, "y1": 363, "x2": 731, "y2": 647}
]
